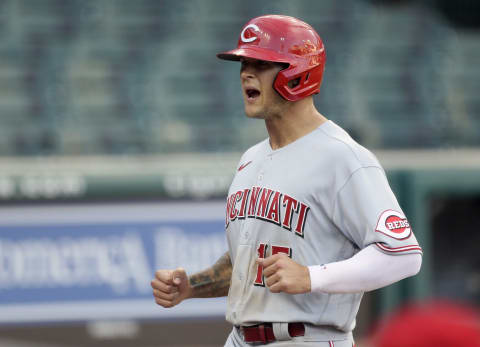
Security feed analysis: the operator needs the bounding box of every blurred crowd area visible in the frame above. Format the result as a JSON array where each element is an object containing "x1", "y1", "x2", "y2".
[{"x1": 0, "y1": 0, "x2": 478, "y2": 157}]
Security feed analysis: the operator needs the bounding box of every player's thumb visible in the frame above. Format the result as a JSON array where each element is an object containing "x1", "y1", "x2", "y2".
[{"x1": 172, "y1": 267, "x2": 187, "y2": 286}]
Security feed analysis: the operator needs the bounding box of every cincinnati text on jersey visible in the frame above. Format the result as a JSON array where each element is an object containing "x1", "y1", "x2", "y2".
[{"x1": 225, "y1": 186, "x2": 310, "y2": 238}]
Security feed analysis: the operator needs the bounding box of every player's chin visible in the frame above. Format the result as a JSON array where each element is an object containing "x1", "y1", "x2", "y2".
[{"x1": 243, "y1": 105, "x2": 264, "y2": 119}]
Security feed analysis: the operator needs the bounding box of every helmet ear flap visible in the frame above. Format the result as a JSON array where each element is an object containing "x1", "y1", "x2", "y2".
[{"x1": 274, "y1": 65, "x2": 323, "y2": 102}]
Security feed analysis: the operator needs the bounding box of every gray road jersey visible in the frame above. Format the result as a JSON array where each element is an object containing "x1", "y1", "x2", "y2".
[{"x1": 224, "y1": 120, "x2": 422, "y2": 333}]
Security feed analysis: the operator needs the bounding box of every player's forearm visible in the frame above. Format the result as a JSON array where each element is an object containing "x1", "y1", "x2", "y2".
[
  {"x1": 187, "y1": 252, "x2": 232, "y2": 298},
  {"x1": 308, "y1": 244, "x2": 422, "y2": 293}
]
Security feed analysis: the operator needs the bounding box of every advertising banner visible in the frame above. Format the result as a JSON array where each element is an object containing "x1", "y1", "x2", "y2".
[{"x1": 0, "y1": 201, "x2": 228, "y2": 324}]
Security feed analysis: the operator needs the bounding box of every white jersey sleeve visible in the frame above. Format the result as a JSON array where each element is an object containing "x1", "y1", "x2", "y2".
[{"x1": 333, "y1": 166, "x2": 422, "y2": 255}]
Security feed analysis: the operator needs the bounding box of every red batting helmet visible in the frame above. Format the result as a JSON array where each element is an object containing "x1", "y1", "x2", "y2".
[{"x1": 217, "y1": 15, "x2": 326, "y2": 102}]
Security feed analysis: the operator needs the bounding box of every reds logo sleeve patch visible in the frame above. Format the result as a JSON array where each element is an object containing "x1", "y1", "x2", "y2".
[{"x1": 375, "y1": 209, "x2": 412, "y2": 240}]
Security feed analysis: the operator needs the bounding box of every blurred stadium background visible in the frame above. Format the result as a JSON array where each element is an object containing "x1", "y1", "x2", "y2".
[{"x1": 0, "y1": 0, "x2": 478, "y2": 346}]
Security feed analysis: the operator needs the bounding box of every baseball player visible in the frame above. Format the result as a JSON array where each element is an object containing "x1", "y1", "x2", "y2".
[{"x1": 151, "y1": 15, "x2": 423, "y2": 347}]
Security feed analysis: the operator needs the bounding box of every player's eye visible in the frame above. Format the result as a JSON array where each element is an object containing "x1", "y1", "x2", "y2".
[
  {"x1": 240, "y1": 59, "x2": 273, "y2": 73},
  {"x1": 256, "y1": 60, "x2": 271, "y2": 69}
]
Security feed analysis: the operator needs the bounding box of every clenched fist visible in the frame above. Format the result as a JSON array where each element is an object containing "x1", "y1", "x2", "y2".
[
  {"x1": 151, "y1": 267, "x2": 192, "y2": 308},
  {"x1": 256, "y1": 253, "x2": 311, "y2": 294}
]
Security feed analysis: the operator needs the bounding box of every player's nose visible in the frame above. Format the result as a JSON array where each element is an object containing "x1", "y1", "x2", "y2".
[
  {"x1": 240, "y1": 68, "x2": 255, "y2": 82},
  {"x1": 240, "y1": 62, "x2": 256, "y2": 79}
]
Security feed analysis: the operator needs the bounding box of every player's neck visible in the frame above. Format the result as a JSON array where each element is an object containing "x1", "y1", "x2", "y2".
[{"x1": 265, "y1": 99, "x2": 327, "y2": 150}]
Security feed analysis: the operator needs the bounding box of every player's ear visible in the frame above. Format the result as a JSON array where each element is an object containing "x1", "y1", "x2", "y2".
[{"x1": 287, "y1": 77, "x2": 301, "y2": 89}]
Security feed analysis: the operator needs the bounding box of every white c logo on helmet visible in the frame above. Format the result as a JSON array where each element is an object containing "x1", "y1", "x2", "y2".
[{"x1": 240, "y1": 24, "x2": 260, "y2": 43}]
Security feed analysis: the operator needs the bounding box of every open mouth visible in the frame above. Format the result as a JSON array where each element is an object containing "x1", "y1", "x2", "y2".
[{"x1": 245, "y1": 88, "x2": 261, "y2": 100}]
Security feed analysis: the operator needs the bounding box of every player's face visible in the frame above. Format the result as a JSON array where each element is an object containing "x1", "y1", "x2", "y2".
[{"x1": 240, "y1": 58, "x2": 288, "y2": 119}]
